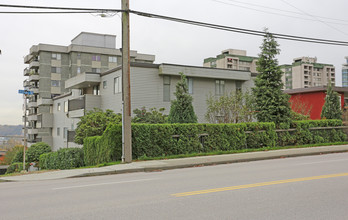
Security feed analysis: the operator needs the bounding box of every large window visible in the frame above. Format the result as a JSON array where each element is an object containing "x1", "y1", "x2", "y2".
[
  {"x1": 92, "y1": 55, "x2": 101, "y2": 61},
  {"x1": 64, "y1": 101, "x2": 68, "y2": 113},
  {"x1": 163, "y1": 76, "x2": 171, "y2": 102},
  {"x1": 187, "y1": 77, "x2": 193, "y2": 94},
  {"x1": 63, "y1": 127, "x2": 68, "y2": 139},
  {"x1": 236, "y1": 81, "x2": 242, "y2": 92},
  {"x1": 103, "y1": 81, "x2": 107, "y2": 89},
  {"x1": 114, "y1": 77, "x2": 122, "y2": 94},
  {"x1": 57, "y1": 103, "x2": 61, "y2": 111},
  {"x1": 93, "y1": 85, "x2": 100, "y2": 95},
  {"x1": 51, "y1": 67, "x2": 61, "y2": 74},
  {"x1": 51, "y1": 80, "x2": 60, "y2": 87},
  {"x1": 92, "y1": 68, "x2": 101, "y2": 73},
  {"x1": 52, "y1": 53, "x2": 61, "y2": 60},
  {"x1": 109, "y1": 56, "x2": 117, "y2": 63},
  {"x1": 215, "y1": 80, "x2": 225, "y2": 95}
]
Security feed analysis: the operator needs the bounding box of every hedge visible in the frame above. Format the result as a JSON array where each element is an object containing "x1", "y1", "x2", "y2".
[
  {"x1": 83, "y1": 120, "x2": 347, "y2": 166},
  {"x1": 26, "y1": 142, "x2": 51, "y2": 163},
  {"x1": 6, "y1": 162, "x2": 29, "y2": 174},
  {"x1": 277, "y1": 119, "x2": 346, "y2": 146},
  {"x1": 84, "y1": 122, "x2": 277, "y2": 166},
  {"x1": 39, "y1": 148, "x2": 84, "y2": 170}
]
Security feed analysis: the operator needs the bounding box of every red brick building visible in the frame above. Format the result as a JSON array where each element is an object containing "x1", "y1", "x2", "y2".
[{"x1": 284, "y1": 86, "x2": 348, "y2": 120}]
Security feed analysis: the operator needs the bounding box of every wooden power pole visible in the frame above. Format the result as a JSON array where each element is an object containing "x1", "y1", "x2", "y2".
[{"x1": 121, "y1": 0, "x2": 132, "y2": 163}]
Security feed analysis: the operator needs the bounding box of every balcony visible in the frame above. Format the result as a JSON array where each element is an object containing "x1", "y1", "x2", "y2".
[
  {"x1": 23, "y1": 80, "x2": 30, "y2": 88},
  {"x1": 68, "y1": 94, "x2": 101, "y2": 118},
  {"x1": 29, "y1": 74, "x2": 39, "y2": 82},
  {"x1": 30, "y1": 87, "x2": 39, "y2": 94},
  {"x1": 37, "y1": 98, "x2": 53, "y2": 106},
  {"x1": 29, "y1": 61, "x2": 40, "y2": 69},
  {"x1": 28, "y1": 114, "x2": 38, "y2": 121},
  {"x1": 27, "y1": 128, "x2": 38, "y2": 135},
  {"x1": 28, "y1": 101, "x2": 37, "y2": 108},
  {"x1": 37, "y1": 113, "x2": 53, "y2": 128},
  {"x1": 65, "y1": 72, "x2": 101, "y2": 89}
]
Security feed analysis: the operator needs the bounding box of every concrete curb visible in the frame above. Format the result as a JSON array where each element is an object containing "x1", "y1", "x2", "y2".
[{"x1": 1, "y1": 145, "x2": 348, "y2": 182}]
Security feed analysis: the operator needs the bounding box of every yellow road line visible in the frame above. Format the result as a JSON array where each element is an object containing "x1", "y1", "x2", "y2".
[{"x1": 172, "y1": 172, "x2": 348, "y2": 197}]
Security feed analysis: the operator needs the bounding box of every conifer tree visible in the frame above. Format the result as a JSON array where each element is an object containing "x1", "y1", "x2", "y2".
[
  {"x1": 168, "y1": 72, "x2": 198, "y2": 123},
  {"x1": 321, "y1": 83, "x2": 342, "y2": 119},
  {"x1": 252, "y1": 30, "x2": 291, "y2": 126}
]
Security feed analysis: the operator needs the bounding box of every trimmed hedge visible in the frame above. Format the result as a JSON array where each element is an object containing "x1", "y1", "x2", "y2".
[
  {"x1": 6, "y1": 162, "x2": 29, "y2": 174},
  {"x1": 277, "y1": 119, "x2": 346, "y2": 146},
  {"x1": 83, "y1": 120, "x2": 346, "y2": 166},
  {"x1": 26, "y1": 142, "x2": 51, "y2": 163},
  {"x1": 84, "y1": 122, "x2": 277, "y2": 166},
  {"x1": 39, "y1": 148, "x2": 84, "y2": 170}
]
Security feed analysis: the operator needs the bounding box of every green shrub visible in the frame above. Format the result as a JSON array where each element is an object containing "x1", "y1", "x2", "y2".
[
  {"x1": 26, "y1": 142, "x2": 51, "y2": 163},
  {"x1": 11, "y1": 149, "x2": 24, "y2": 163},
  {"x1": 6, "y1": 162, "x2": 28, "y2": 174},
  {"x1": 39, "y1": 148, "x2": 84, "y2": 170}
]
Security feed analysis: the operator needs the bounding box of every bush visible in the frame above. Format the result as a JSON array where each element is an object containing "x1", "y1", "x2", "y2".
[
  {"x1": 11, "y1": 149, "x2": 25, "y2": 163},
  {"x1": 39, "y1": 148, "x2": 84, "y2": 170},
  {"x1": 6, "y1": 162, "x2": 28, "y2": 174},
  {"x1": 84, "y1": 122, "x2": 277, "y2": 165},
  {"x1": 2, "y1": 145, "x2": 24, "y2": 165},
  {"x1": 26, "y1": 142, "x2": 51, "y2": 163}
]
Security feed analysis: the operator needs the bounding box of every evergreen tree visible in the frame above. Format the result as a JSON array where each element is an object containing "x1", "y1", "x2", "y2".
[
  {"x1": 321, "y1": 83, "x2": 342, "y2": 119},
  {"x1": 252, "y1": 30, "x2": 291, "y2": 126},
  {"x1": 168, "y1": 72, "x2": 198, "y2": 123}
]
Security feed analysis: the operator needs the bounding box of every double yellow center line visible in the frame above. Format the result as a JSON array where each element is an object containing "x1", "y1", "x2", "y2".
[{"x1": 172, "y1": 172, "x2": 348, "y2": 197}]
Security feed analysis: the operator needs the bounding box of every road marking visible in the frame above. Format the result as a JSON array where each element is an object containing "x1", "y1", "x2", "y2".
[
  {"x1": 172, "y1": 173, "x2": 348, "y2": 197},
  {"x1": 53, "y1": 178, "x2": 155, "y2": 190}
]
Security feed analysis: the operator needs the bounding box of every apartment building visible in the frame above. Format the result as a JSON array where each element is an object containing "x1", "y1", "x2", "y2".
[
  {"x1": 280, "y1": 57, "x2": 335, "y2": 90},
  {"x1": 51, "y1": 63, "x2": 255, "y2": 150},
  {"x1": 203, "y1": 49, "x2": 258, "y2": 74},
  {"x1": 23, "y1": 32, "x2": 155, "y2": 146},
  {"x1": 342, "y1": 57, "x2": 348, "y2": 87}
]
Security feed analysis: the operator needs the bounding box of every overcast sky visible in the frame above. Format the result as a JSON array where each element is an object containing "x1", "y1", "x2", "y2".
[{"x1": 1, "y1": 0, "x2": 348, "y2": 125}]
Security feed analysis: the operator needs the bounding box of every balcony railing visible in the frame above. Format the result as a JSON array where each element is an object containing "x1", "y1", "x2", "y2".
[{"x1": 68, "y1": 97, "x2": 85, "y2": 111}]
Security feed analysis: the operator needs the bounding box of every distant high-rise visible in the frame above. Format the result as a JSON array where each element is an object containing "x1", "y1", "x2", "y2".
[
  {"x1": 280, "y1": 57, "x2": 335, "y2": 90},
  {"x1": 23, "y1": 32, "x2": 155, "y2": 146},
  {"x1": 342, "y1": 57, "x2": 348, "y2": 87},
  {"x1": 203, "y1": 49, "x2": 258, "y2": 74}
]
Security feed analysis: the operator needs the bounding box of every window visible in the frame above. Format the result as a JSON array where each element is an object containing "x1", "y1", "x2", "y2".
[
  {"x1": 93, "y1": 85, "x2": 100, "y2": 95},
  {"x1": 92, "y1": 55, "x2": 101, "y2": 61},
  {"x1": 215, "y1": 80, "x2": 225, "y2": 95},
  {"x1": 52, "y1": 53, "x2": 61, "y2": 60},
  {"x1": 109, "y1": 56, "x2": 117, "y2": 63},
  {"x1": 51, "y1": 67, "x2": 61, "y2": 74},
  {"x1": 77, "y1": 67, "x2": 81, "y2": 74},
  {"x1": 92, "y1": 68, "x2": 101, "y2": 73},
  {"x1": 77, "y1": 53, "x2": 81, "y2": 60},
  {"x1": 57, "y1": 103, "x2": 61, "y2": 111},
  {"x1": 236, "y1": 81, "x2": 242, "y2": 92},
  {"x1": 64, "y1": 101, "x2": 68, "y2": 113},
  {"x1": 103, "y1": 81, "x2": 107, "y2": 89},
  {"x1": 63, "y1": 127, "x2": 68, "y2": 139},
  {"x1": 114, "y1": 77, "x2": 122, "y2": 94},
  {"x1": 57, "y1": 127, "x2": 60, "y2": 136},
  {"x1": 163, "y1": 76, "x2": 171, "y2": 102},
  {"x1": 51, "y1": 80, "x2": 60, "y2": 87},
  {"x1": 187, "y1": 77, "x2": 193, "y2": 94}
]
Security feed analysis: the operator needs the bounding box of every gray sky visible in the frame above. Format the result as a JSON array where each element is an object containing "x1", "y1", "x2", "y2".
[{"x1": 1, "y1": 0, "x2": 348, "y2": 125}]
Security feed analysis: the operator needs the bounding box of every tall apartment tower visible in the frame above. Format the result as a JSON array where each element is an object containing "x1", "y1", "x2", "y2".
[
  {"x1": 342, "y1": 57, "x2": 348, "y2": 87},
  {"x1": 280, "y1": 57, "x2": 335, "y2": 90},
  {"x1": 203, "y1": 49, "x2": 258, "y2": 74},
  {"x1": 23, "y1": 32, "x2": 155, "y2": 146}
]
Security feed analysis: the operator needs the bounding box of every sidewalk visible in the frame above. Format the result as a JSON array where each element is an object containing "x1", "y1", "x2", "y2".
[{"x1": 1, "y1": 145, "x2": 348, "y2": 182}]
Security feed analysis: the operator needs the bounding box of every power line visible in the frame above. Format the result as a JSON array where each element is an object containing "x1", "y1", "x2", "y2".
[
  {"x1": 213, "y1": 0, "x2": 348, "y2": 25},
  {"x1": 0, "y1": 4, "x2": 347, "y2": 46},
  {"x1": 0, "y1": 11, "x2": 96, "y2": 14},
  {"x1": 130, "y1": 10, "x2": 348, "y2": 46}
]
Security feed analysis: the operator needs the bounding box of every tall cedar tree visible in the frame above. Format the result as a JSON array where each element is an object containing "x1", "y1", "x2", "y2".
[
  {"x1": 252, "y1": 30, "x2": 291, "y2": 126},
  {"x1": 168, "y1": 73, "x2": 198, "y2": 123},
  {"x1": 321, "y1": 83, "x2": 342, "y2": 119}
]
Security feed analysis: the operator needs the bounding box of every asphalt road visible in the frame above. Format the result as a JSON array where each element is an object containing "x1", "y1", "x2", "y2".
[{"x1": 2, "y1": 152, "x2": 348, "y2": 220}]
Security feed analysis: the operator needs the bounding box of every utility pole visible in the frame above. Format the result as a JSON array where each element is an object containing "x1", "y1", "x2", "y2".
[
  {"x1": 121, "y1": 0, "x2": 132, "y2": 163},
  {"x1": 23, "y1": 94, "x2": 27, "y2": 170}
]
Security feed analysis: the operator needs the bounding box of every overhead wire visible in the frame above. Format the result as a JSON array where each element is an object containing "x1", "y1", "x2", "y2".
[{"x1": 0, "y1": 4, "x2": 347, "y2": 46}]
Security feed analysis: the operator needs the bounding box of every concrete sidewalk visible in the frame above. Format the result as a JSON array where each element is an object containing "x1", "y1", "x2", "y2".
[{"x1": 1, "y1": 145, "x2": 348, "y2": 182}]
